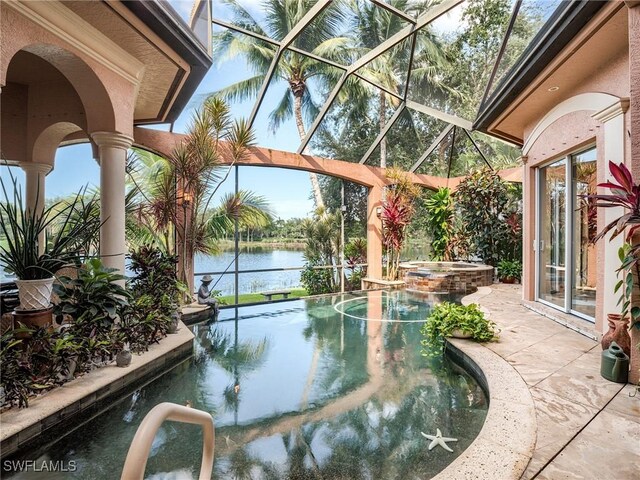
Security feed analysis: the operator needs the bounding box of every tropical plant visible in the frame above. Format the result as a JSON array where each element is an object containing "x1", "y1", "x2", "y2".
[
  {"x1": 454, "y1": 167, "x2": 520, "y2": 266},
  {"x1": 0, "y1": 175, "x2": 102, "y2": 280},
  {"x1": 497, "y1": 259, "x2": 522, "y2": 282},
  {"x1": 0, "y1": 326, "x2": 80, "y2": 409},
  {"x1": 54, "y1": 258, "x2": 131, "y2": 341},
  {"x1": 420, "y1": 302, "x2": 498, "y2": 355},
  {"x1": 121, "y1": 245, "x2": 185, "y2": 352},
  {"x1": 300, "y1": 209, "x2": 341, "y2": 294},
  {"x1": 0, "y1": 329, "x2": 30, "y2": 408},
  {"x1": 382, "y1": 168, "x2": 420, "y2": 280},
  {"x1": 126, "y1": 98, "x2": 272, "y2": 295},
  {"x1": 425, "y1": 187, "x2": 454, "y2": 261},
  {"x1": 344, "y1": 237, "x2": 366, "y2": 290},
  {"x1": 584, "y1": 161, "x2": 640, "y2": 328},
  {"x1": 212, "y1": 0, "x2": 350, "y2": 208}
]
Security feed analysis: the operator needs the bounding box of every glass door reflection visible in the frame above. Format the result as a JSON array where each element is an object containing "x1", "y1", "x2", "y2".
[
  {"x1": 571, "y1": 149, "x2": 597, "y2": 318},
  {"x1": 539, "y1": 159, "x2": 566, "y2": 309}
]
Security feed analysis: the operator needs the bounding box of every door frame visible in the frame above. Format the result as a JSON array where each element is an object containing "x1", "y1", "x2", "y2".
[{"x1": 534, "y1": 145, "x2": 596, "y2": 323}]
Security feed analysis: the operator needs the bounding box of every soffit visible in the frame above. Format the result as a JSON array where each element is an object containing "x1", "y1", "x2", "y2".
[
  {"x1": 487, "y1": 5, "x2": 628, "y2": 144},
  {"x1": 60, "y1": 0, "x2": 184, "y2": 123}
]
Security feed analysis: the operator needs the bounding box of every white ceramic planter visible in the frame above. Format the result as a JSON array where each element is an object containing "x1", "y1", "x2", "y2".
[
  {"x1": 15, "y1": 277, "x2": 55, "y2": 311},
  {"x1": 451, "y1": 329, "x2": 473, "y2": 339}
]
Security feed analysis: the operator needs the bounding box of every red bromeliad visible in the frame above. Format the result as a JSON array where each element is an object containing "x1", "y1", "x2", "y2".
[{"x1": 381, "y1": 190, "x2": 414, "y2": 280}]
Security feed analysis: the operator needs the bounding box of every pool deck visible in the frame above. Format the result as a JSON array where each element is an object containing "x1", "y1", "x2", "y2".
[{"x1": 465, "y1": 284, "x2": 640, "y2": 479}]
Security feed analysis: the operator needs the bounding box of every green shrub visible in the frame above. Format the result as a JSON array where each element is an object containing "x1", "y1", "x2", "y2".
[
  {"x1": 121, "y1": 246, "x2": 184, "y2": 353},
  {"x1": 455, "y1": 168, "x2": 521, "y2": 265},
  {"x1": 301, "y1": 264, "x2": 334, "y2": 295},
  {"x1": 497, "y1": 260, "x2": 522, "y2": 281},
  {"x1": 54, "y1": 259, "x2": 130, "y2": 366},
  {"x1": 425, "y1": 187, "x2": 454, "y2": 261},
  {"x1": 420, "y1": 302, "x2": 498, "y2": 356}
]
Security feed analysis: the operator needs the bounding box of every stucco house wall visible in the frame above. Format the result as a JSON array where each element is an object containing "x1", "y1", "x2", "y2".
[{"x1": 520, "y1": 39, "x2": 631, "y2": 334}]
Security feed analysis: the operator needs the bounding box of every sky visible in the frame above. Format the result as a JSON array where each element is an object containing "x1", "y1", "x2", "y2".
[
  {"x1": 1, "y1": 0, "x2": 315, "y2": 220},
  {"x1": 1, "y1": 0, "x2": 475, "y2": 218}
]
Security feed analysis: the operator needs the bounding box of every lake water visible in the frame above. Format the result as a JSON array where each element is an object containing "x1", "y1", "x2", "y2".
[
  {"x1": 194, "y1": 248, "x2": 306, "y2": 296},
  {"x1": 193, "y1": 243, "x2": 432, "y2": 296}
]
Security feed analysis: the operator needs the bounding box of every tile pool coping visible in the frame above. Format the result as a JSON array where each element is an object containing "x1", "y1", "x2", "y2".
[
  {"x1": 0, "y1": 323, "x2": 194, "y2": 458},
  {"x1": 433, "y1": 289, "x2": 537, "y2": 480},
  {"x1": 440, "y1": 339, "x2": 537, "y2": 479}
]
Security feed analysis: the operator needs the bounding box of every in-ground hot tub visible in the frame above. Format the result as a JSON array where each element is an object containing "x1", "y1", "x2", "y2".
[{"x1": 400, "y1": 261, "x2": 494, "y2": 294}]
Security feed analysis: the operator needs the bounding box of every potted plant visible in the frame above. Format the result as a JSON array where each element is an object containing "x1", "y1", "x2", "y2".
[
  {"x1": 584, "y1": 161, "x2": 640, "y2": 369},
  {"x1": 0, "y1": 175, "x2": 101, "y2": 311},
  {"x1": 497, "y1": 260, "x2": 522, "y2": 283},
  {"x1": 420, "y1": 302, "x2": 499, "y2": 356}
]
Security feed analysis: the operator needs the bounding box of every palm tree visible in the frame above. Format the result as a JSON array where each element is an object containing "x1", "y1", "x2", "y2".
[
  {"x1": 211, "y1": 0, "x2": 351, "y2": 209},
  {"x1": 347, "y1": 0, "x2": 455, "y2": 169},
  {"x1": 126, "y1": 98, "x2": 273, "y2": 293}
]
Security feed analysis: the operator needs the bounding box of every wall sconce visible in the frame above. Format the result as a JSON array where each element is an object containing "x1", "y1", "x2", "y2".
[
  {"x1": 376, "y1": 206, "x2": 382, "y2": 218},
  {"x1": 179, "y1": 191, "x2": 193, "y2": 207}
]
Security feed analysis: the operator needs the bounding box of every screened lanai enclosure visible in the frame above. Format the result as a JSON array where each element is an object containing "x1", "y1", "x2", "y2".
[
  {"x1": 184, "y1": 0, "x2": 563, "y2": 301},
  {"x1": 207, "y1": 0, "x2": 562, "y2": 170}
]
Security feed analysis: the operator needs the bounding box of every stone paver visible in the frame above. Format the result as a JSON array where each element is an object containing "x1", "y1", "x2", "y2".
[
  {"x1": 535, "y1": 409, "x2": 640, "y2": 480},
  {"x1": 470, "y1": 284, "x2": 638, "y2": 480}
]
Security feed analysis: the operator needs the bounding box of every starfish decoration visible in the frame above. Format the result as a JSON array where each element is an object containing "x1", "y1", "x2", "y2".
[{"x1": 421, "y1": 429, "x2": 458, "y2": 452}]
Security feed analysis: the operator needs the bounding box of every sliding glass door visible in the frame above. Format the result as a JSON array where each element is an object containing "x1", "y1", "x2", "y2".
[
  {"x1": 538, "y1": 159, "x2": 566, "y2": 309},
  {"x1": 536, "y1": 147, "x2": 597, "y2": 321},
  {"x1": 571, "y1": 149, "x2": 597, "y2": 318}
]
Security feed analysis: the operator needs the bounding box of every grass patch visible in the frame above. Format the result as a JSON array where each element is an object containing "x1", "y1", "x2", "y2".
[{"x1": 219, "y1": 288, "x2": 308, "y2": 305}]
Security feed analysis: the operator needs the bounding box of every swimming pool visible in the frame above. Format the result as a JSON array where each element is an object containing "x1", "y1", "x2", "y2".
[{"x1": 7, "y1": 290, "x2": 487, "y2": 479}]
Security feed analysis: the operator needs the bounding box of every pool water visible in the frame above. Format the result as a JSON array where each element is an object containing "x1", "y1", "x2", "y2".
[{"x1": 8, "y1": 290, "x2": 487, "y2": 480}]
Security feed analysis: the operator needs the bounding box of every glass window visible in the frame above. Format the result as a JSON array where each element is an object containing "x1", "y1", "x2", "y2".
[
  {"x1": 571, "y1": 148, "x2": 597, "y2": 318},
  {"x1": 538, "y1": 158, "x2": 566, "y2": 309}
]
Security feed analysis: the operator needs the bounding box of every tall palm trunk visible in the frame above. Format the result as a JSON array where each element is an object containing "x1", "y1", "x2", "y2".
[
  {"x1": 379, "y1": 91, "x2": 387, "y2": 169},
  {"x1": 293, "y1": 91, "x2": 325, "y2": 210}
]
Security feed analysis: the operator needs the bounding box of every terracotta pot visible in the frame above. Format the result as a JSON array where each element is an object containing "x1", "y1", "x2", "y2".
[
  {"x1": 601, "y1": 314, "x2": 631, "y2": 357},
  {"x1": 500, "y1": 276, "x2": 517, "y2": 284},
  {"x1": 11, "y1": 307, "x2": 53, "y2": 331}
]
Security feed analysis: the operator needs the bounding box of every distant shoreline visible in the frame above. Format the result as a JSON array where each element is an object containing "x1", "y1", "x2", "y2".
[{"x1": 216, "y1": 239, "x2": 306, "y2": 250}]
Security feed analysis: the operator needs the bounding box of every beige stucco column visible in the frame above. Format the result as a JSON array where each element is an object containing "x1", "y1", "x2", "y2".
[
  {"x1": 592, "y1": 99, "x2": 629, "y2": 332},
  {"x1": 21, "y1": 162, "x2": 51, "y2": 254},
  {"x1": 92, "y1": 131, "x2": 132, "y2": 278},
  {"x1": 367, "y1": 186, "x2": 383, "y2": 279},
  {"x1": 20, "y1": 162, "x2": 51, "y2": 215}
]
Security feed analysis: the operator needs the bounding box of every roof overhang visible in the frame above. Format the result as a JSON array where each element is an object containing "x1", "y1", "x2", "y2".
[
  {"x1": 473, "y1": 0, "x2": 608, "y2": 145},
  {"x1": 121, "y1": 1, "x2": 212, "y2": 124}
]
